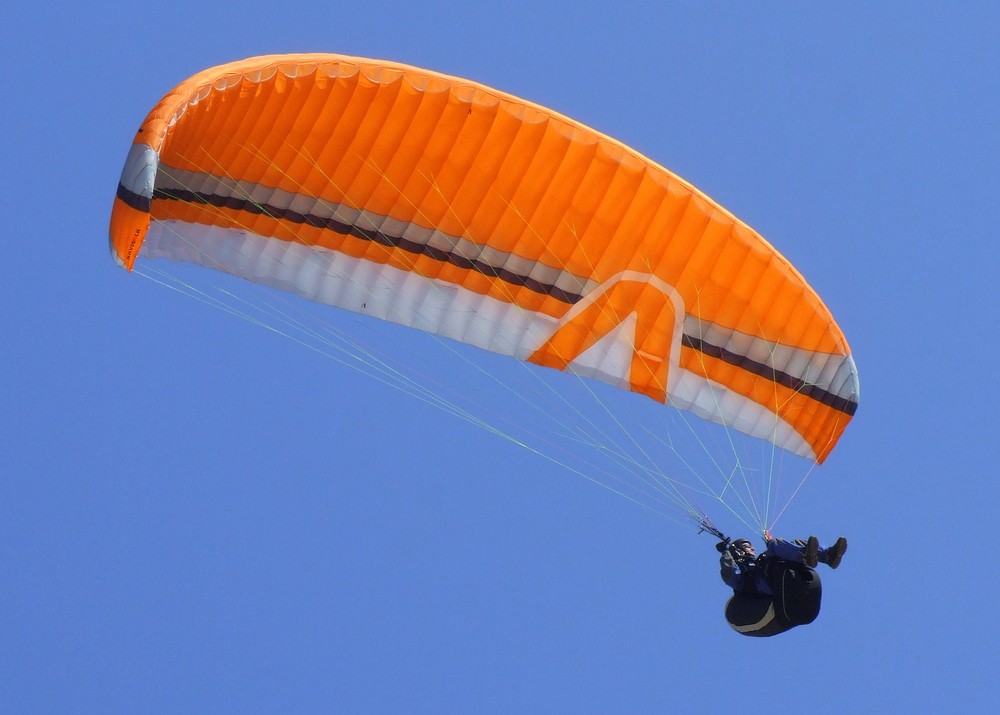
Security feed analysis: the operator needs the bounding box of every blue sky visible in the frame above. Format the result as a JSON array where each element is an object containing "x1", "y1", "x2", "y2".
[{"x1": 4, "y1": 2, "x2": 998, "y2": 712}]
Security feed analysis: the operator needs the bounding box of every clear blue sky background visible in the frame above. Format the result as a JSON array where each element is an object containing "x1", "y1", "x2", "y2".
[{"x1": 4, "y1": 3, "x2": 998, "y2": 713}]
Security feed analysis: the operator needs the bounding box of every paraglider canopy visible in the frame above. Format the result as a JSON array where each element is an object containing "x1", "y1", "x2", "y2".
[{"x1": 109, "y1": 54, "x2": 860, "y2": 537}]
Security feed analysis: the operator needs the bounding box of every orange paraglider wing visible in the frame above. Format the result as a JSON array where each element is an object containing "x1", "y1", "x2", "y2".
[{"x1": 110, "y1": 54, "x2": 859, "y2": 463}]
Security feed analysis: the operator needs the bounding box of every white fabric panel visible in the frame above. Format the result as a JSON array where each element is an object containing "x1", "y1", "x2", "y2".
[
  {"x1": 143, "y1": 221, "x2": 563, "y2": 360},
  {"x1": 668, "y1": 369, "x2": 812, "y2": 460},
  {"x1": 120, "y1": 144, "x2": 158, "y2": 198},
  {"x1": 565, "y1": 313, "x2": 638, "y2": 392}
]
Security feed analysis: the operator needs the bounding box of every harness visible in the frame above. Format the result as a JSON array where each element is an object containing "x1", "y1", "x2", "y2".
[{"x1": 734, "y1": 554, "x2": 770, "y2": 597}]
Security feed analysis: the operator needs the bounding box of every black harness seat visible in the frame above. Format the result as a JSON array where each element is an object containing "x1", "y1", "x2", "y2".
[{"x1": 724, "y1": 561, "x2": 822, "y2": 637}]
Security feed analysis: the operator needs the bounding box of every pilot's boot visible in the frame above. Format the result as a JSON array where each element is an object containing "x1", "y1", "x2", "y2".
[
  {"x1": 803, "y1": 536, "x2": 819, "y2": 568},
  {"x1": 818, "y1": 536, "x2": 848, "y2": 569}
]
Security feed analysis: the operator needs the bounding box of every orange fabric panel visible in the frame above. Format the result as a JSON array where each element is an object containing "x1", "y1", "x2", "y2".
[{"x1": 529, "y1": 279, "x2": 679, "y2": 403}]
